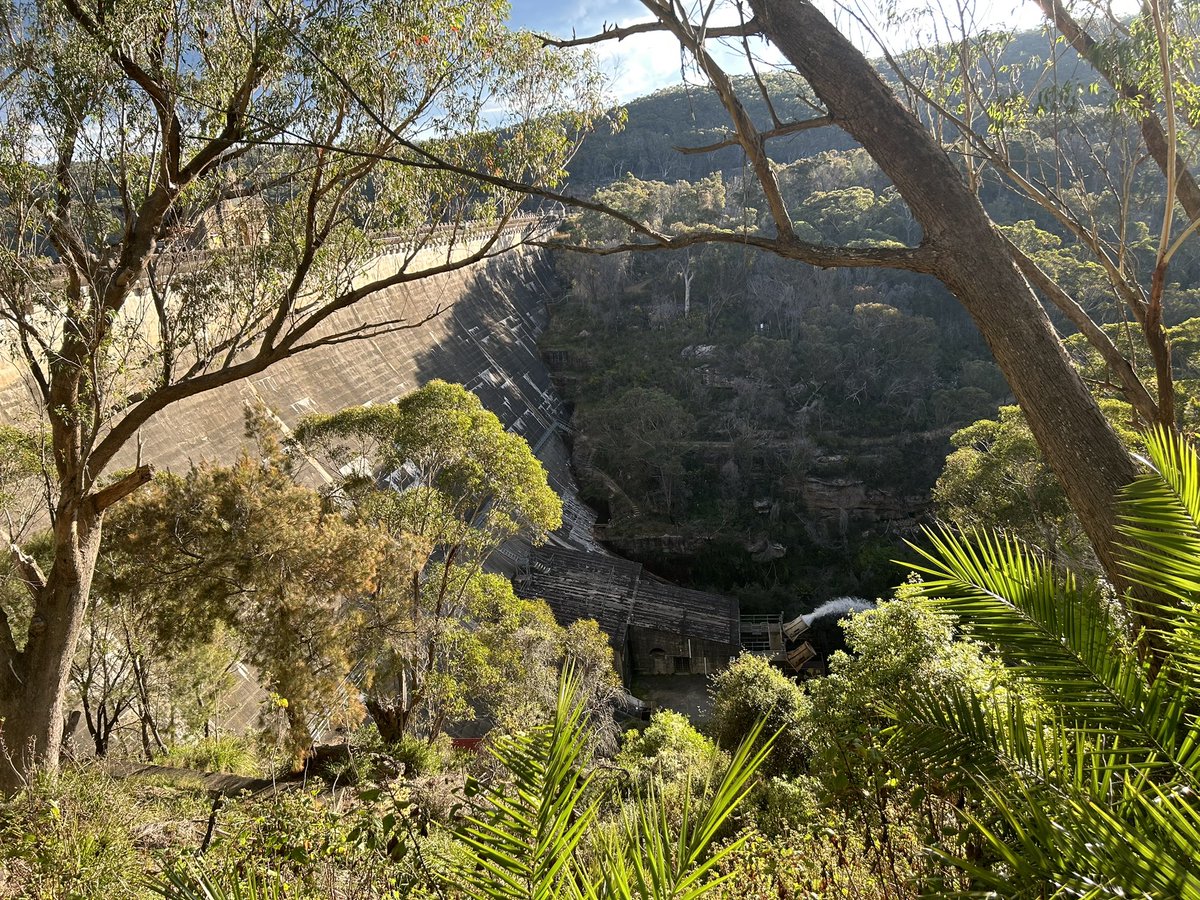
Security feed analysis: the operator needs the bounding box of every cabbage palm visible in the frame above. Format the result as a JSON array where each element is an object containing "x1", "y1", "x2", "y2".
[
  {"x1": 453, "y1": 666, "x2": 773, "y2": 900},
  {"x1": 892, "y1": 427, "x2": 1200, "y2": 898}
]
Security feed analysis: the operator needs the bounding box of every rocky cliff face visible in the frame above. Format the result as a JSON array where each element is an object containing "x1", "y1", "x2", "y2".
[{"x1": 799, "y1": 475, "x2": 928, "y2": 542}]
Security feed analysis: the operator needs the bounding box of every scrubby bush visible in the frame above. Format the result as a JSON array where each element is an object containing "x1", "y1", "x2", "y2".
[
  {"x1": 617, "y1": 709, "x2": 721, "y2": 786},
  {"x1": 710, "y1": 653, "x2": 808, "y2": 774},
  {"x1": 711, "y1": 814, "x2": 933, "y2": 900},
  {"x1": 389, "y1": 735, "x2": 448, "y2": 779},
  {"x1": 0, "y1": 770, "x2": 208, "y2": 900}
]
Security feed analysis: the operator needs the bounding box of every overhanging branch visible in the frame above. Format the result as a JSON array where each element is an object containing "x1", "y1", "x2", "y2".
[
  {"x1": 542, "y1": 230, "x2": 936, "y2": 273},
  {"x1": 539, "y1": 17, "x2": 760, "y2": 48}
]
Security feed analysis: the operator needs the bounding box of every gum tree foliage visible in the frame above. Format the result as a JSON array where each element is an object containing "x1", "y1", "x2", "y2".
[
  {"x1": 799, "y1": 585, "x2": 1011, "y2": 890},
  {"x1": 577, "y1": 386, "x2": 696, "y2": 521},
  {"x1": 935, "y1": 401, "x2": 1143, "y2": 564},
  {"x1": 291, "y1": 380, "x2": 611, "y2": 745},
  {"x1": 0, "y1": 0, "x2": 604, "y2": 786},
  {"x1": 294, "y1": 380, "x2": 563, "y2": 564},
  {"x1": 88, "y1": 395, "x2": 604, "y2": 759}
]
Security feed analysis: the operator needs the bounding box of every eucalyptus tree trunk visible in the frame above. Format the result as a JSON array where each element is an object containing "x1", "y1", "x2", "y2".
[
  {"x1": 0, "y1": 349, "x2": 150, "y2": 791},
  {"x1": 1, "y1": 500, "x2": 102, "y2": 791},
  {"x1": 749, "y1": 0, "x2": 1141, "y2": 609}
]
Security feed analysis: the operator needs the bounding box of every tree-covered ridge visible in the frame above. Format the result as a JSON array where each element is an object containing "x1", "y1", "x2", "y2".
[
  {"x1": 562, "y1": 26, "x2": 1105, "y2": 192},
  {"x1": 541, "y1": 159, "x2": 1005, "y2": 604},
  {"x1": 3, "y1": 0, "x2": 1200, "y2": 896},
  {"x1": 540, "y1": 0, "x2": 1200, "y2": 606}
]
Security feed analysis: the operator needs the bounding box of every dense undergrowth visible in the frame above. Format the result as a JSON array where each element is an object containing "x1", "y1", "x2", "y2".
[
  {"x1": 9, "y1": 428, "x2": 1200, "y2": 898},
  {"x1": 1, "y1": 583, "x2": 974, "y2": 900}
]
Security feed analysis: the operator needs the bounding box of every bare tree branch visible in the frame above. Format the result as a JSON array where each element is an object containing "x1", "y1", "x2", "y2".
[
  {"x1": 85, "y1": 219, "x2": 535, "y2": 477},
  {"x1": 1006, "y1": 238, "x2": 1159, "y2": 424},
  {"x1": 641, "y1": 0, "x2": 794, "y2": 240},
  {"x1": 1035, "y1": 0, "x2": 1200, "y2": 224},
  {"x1": 538, "y1": 17, "x2": 760, "y2": 48},
  {"x1": 8, "y1": 543, "x2": 45, "y2": 596}
]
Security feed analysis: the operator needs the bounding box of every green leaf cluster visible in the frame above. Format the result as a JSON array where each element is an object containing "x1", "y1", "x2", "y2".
[{"x1": 895, "y1": 428, "x2": 1200, "y2": 897}]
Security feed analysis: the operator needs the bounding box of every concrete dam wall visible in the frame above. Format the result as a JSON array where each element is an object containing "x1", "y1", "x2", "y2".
[{"x1": 1, "y1": 244, "x2": 599, "y2": 560}]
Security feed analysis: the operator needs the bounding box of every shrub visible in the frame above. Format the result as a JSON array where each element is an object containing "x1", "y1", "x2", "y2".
[
  {"x1": 710, "y1": 653, "x2": 808, "y2": 774},
  {"x1": 617, "y1": 709, "x2": 721, "y2": 786},
  {"x1": 157, "y1": 736, "x2": 262, "y2": 776},
  {"x1": 389, "y1": 735, "x2": 447, "y2": 778}
]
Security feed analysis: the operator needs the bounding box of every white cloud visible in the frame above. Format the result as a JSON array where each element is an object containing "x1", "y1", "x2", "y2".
[{"x1": 592, "y1": 27, "x2": 686, "y2": 101}]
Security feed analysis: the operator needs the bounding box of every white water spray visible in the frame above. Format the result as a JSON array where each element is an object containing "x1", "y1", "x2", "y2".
[{"x1": 801, "y1": 597, "x2": 874, "y2": 625}]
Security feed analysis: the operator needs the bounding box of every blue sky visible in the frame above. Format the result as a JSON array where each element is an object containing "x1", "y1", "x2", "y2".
[
  {"x1": 509, "y1": 0, "x2": 648, "y2": 38},
  {"x1": 504, "y1": 1, "x2": 1105, "y2": 103},
  {"x1": 508, "y1": 0, "x2": 699, "y2": 101},
  {"x1": 507, "y1": 0, "x2": 781, "y2": 101}
]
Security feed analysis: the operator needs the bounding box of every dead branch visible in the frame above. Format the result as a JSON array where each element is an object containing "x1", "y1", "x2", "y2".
[
  {"x1": 87, "y1": 464, "x2": 154, "y2": 515},
  {"x1": 8, "y1": 543, "x2": 46, "y2": 595}
]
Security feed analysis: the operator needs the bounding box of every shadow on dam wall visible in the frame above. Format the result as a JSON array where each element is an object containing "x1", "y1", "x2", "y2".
[{"x1": 98, "y1": 247, "x2": 600, "y2": 561}]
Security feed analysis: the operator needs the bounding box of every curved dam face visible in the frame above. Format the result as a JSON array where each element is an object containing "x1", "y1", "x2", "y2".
[
  {"x1": 121, "y1": 250, "x2": 560, "y2": 469},
  {"x1": 2, "y1": 245, "x2": 599, "y2": 561}
]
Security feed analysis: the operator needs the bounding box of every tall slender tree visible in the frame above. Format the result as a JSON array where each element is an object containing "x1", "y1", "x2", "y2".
[{"x1": 0, "y1": 0, "x2": 603, "y2": 789}]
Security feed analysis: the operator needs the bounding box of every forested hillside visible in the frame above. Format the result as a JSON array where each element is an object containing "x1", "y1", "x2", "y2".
[
  {"x1": 543, "y1": 29, "x2": 1200, "y2": 609},
  {"x1": 543, "y1": 158, "x2": 1006, "y2": 606},
  {"x1": 3, "y1": 1, "x2": 1200, "y2": 898}
]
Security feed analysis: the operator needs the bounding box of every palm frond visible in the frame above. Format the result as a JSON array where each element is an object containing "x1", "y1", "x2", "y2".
[
  {"x1": 614, "y1": 717, "x2": 775, "y2": 900},
  {"x1": 893, "y1": 685, "x2": 1200, "y2": 898},
  {"x1": 893, "y1": 428, "x2": 1200, "y2": 898},
  {"x1": 451, "y1": 665, "x2": 600, "y2": 900},
  {"x1": 150, "y1": 864, "x2": 282, "y2": 900},
  {"x1": 1118, "y1": 426, "x2": 1200, "y2": 682},
  {"x1": 906, "y1": 527, "x2": 1196, "y2": 778}
]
